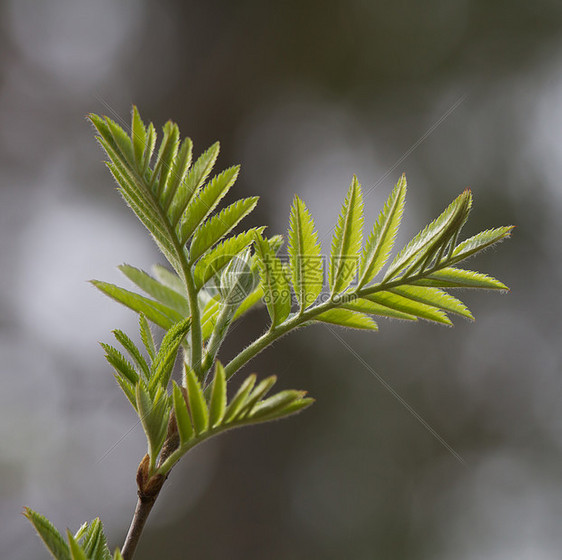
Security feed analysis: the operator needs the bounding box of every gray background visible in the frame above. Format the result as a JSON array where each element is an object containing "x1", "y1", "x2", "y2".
[{"x1": 1, "y1": 1, "x2": 561, "y2": 559}]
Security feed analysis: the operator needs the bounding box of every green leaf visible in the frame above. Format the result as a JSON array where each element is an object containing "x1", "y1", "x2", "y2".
[
  {"x1": 80, "y1": 518, "x2": 111, "y2": 560},
  {"x1": 131, "y1": 106, "x2": 147, "y2": 168},
  {"x1": 184, "y1": 364, "x2": 209, "y2": 434},
  {"x1": 24, "y1": 508, "x2": 71, "y2": 560},
  {"x1": 112, "y1": 329, "x2": 150, "y2": 379},
  {"x1": 113, "y1": 549, "x2": 124, "y2": 560},
  {"x1": 152, "y1": 264, "x2": 186, "y2": 294},
  {"x1": 342, "y1": 297, "x2": 417, "y2": 321},
  {"x1": 167, "y1": 141, "x2": 220, "y2": 226},
  {"x1": 449, "y1": 226, "x2": 514, "y2": 265},
  {"x1": 364, "y1": 291, "x2": 452, "y2": 325},
  {"x1": 73, "y1": 523, "x2": 88, "y2": 542},
  {"x1": 160, "y1": 137, "x2": 193, "y2": 210},
  {"x1": 329, "y1": 176, "x2": 364, "y2": 294},
  {"x1": 189, "y1": 196, "x2": 259, "y2": 262},
  {"x1": 223, "y1": 374, "x2": 257, "y2": 424},
  {"x1": 193, "y1": 227, "x2": 265, "y2": 290},
  {"x1": 105, "y1": 158, "x2": 176, "y2": 260},
  {"x1": 385, "y1": 189, "x2": 472, "y2": 280},
  {"x1": 237, "y1": 375, "x2": 277, "y2": 419},
  {"x1": 118, "y1": 264, "x2": 190, "y2": 315},
  {"x1": 288, "y1": 196, "x2": 323, "y2": 309},
  {"x1": 217, "y1": 248, "x2": 257, "y2": 304},
  {"x1": 256, "y1": 397, "x2": 315, "y2": 421},
  {"x1": 113, "y1": 374, "x2": 137, "y2": 410},
  {"x1": 201, "y1": 297, "x2": 221, "y2": 340},
  {"x1": 91, "y1": 280, "x2": 182, "y2": 329},
  {"x1": 141, "y1": 122, "x2": 157, "y2": 178},
  {"x1": 248, "y1": 390, "x2": 313, "y2": 422},
  {"x1": 314, "y1": 308, "x2": 378, "y2": 330},
  {"x1": 136, "y1": 384, "x2": 169, "y2": 465},
  {"x1": 151, "y1": 121, "x2": 180, "y2": 198},
  {"x1": 116, "y1": 183, "x2": 181, "y2": 270},
  {"x1": 90, "y1": 115, "x2": 183, "y2": 272},
  {"x1": 172, "y1": 381, "x2": 194, "y2": 445},
  {"x1": 358, "y1": 174, "x2": 406, "y2": 286},
  {"x1": 101, "y1": 343, "x2": 139, "y2": 385},
  {"x1": 267, "y1": 234, "x2": 285, "y2": 255},
  {"x1": 411, "y1": 267, "x2": 509, "y2": 290},
  {"x1": 149, "y1": 316, "x2": 192, "y2": 391},
  {"x1": 208, "y1": 361, "x2": 227, "y2": 428},
  {"x1": 231, "y1": 285, "x2": 264, "y2": 321},
  {"x1": 178, "y1": 166, "x2": 240, "y2": 245},
  {"x1": 389, "y1": 285, "x2": 473, "y2": 319},
  {"x1": 254, "y1": 233, "x2": 292, "y2": 327},
  {"x1": 139, "y1": 314, "x2": 156, "y2": 361},
  {"x1": 66, "y1": 531, "x2": 88, "y2": 560},
  {"x1": 105, "y1": 117, "x2": 135, "y2": 168}
]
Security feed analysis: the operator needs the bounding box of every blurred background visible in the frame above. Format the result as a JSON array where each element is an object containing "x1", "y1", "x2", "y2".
[{"x1": 1, "y1": 1, "x2": 561, "y2": 558}]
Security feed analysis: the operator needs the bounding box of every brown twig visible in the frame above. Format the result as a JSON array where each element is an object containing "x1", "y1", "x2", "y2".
[
  {"x1": 122, "y1": 417, "x2": 180, "y2": 559},
  {"x1": 121, "y1": 491, "x2": 160, "y2": 560}
]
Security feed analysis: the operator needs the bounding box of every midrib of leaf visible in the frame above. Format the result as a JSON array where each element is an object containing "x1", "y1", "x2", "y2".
[
  {"x1": 291, "y1": 201, "x2": 308, "y2": 308},
  {"x1": 330, "y1": 179, "x2": 363, "y2": 294},
  {"x1": 129, "y1": 176, "x2": 200, "y2": 364}
]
